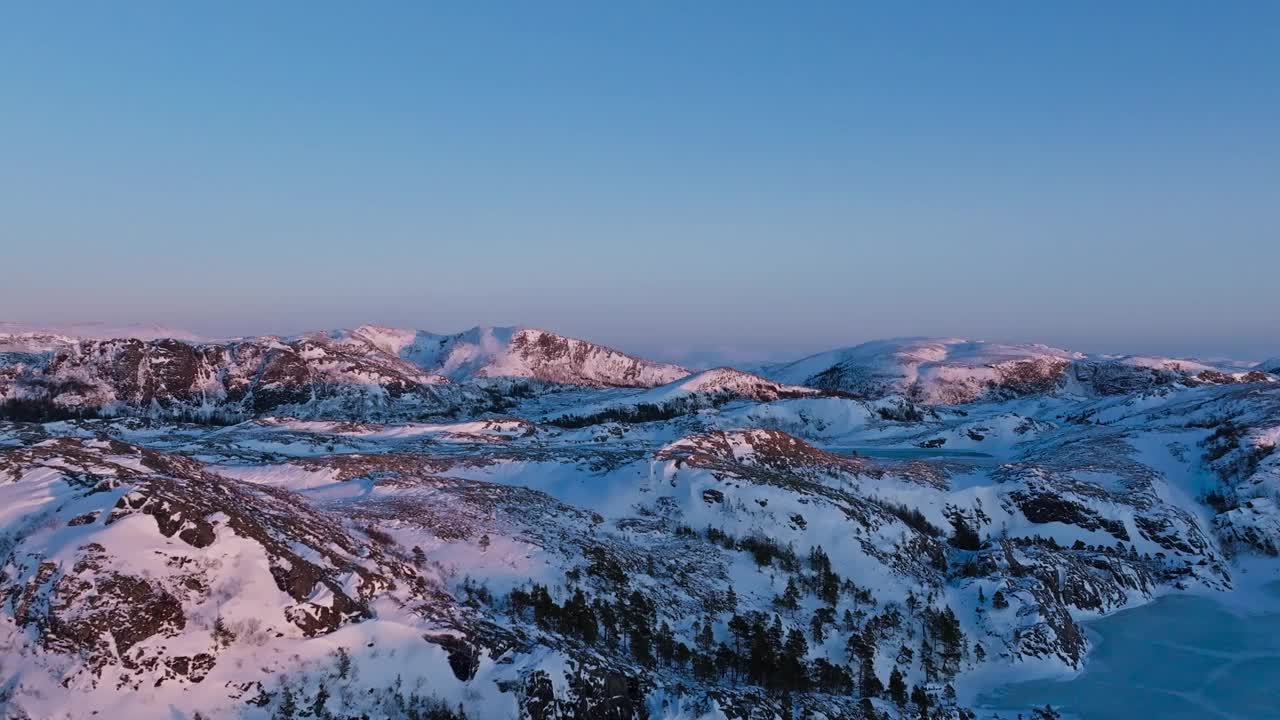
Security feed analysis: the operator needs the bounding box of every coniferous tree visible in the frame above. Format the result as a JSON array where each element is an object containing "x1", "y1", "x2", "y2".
[
  {"x1": 782, "y1": 627, "x2": 810, "y2": 691},
  {"x1": 848, "y1": 630, "x2": 881, "y2": 698},
  {"x1": 862, "y1": 662, "x2": 883, "y2": 698},
  {"x1": 948, "y1": 515, "x2": 981, "y2": 550},
  {"x1": 631, "y1": 627, "x2": 655, "y2": 667},
  {"x1": 811, "y1": 611, "x2": 827, "y2": 644},
  {"x1": 274, "y1": 687, "x2": 297, "y2": 720},
  {"x1": 656, "y1": 622, "x2": 676, "y2": 666},
  {"x1": 728, "y1": 613, "x2": 750, "y2": 655},
  {"x1": 910, "y1": 685, "x2": 931, "y2": 719},
  {"x1": 843, "y1": 608, "x2": 857, "y2": 631},
  {"x1": 716, "y1": 642, "x2": 736, "y2": 680},
  {"x1": 748, "y1": 615, "x2": 780, "y2": 687},
  {"x1": 310, "y1": 685, "x2": 330, "y2": 719},
  {"x1": 888, "y1": 667, "x2": 908, "y2": 706},
  {"x1": 918, "y1": 633, "x2": 936, "y2": 683},
  {"x1": 778, "y1": 577, "x2": 801, "y2": 610},
  {"x1": 697, "y1": 618, "x2": 715, "y2": 651}
]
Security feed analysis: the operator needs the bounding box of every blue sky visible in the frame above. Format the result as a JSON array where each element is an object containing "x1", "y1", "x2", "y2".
[{"x1": 2, "y1": 2, "x2": 1277, "y2": 362}]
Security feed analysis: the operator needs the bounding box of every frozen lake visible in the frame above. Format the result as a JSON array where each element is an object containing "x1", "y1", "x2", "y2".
[{"x1": 977, "y1": 582, "x2": 1280, "y2": 719}]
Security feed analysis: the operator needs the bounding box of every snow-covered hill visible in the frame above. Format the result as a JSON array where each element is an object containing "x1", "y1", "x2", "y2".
[
  {"x1": 547, "y1": 367, "x2": 821, "y2": 426},
  {"x1": 335, "y1": 325, "x2": 690, "y2": 387},
  {"x1": 759, "y1": 338, "x2": 1082, "y2": 404},
  {"x1": 1, "y1": 324, "x2": 1278, "y2": 719},
  {"x1": 760, "y1": 337, "x2": 1271, "y2": 404},
  {"x1": 0, "y1": 322, "x2": 207, "y2": 347}
]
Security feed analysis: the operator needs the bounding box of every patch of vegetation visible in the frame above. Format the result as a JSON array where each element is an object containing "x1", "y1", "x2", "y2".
[{"x1": 874, "y1": 499, "x2": 945, "y2": 537}]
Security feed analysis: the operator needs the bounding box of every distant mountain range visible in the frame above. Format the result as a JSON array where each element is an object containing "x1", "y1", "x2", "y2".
[{"x1": 1, "y1": 324, "x2": 1273, "y2": 422}]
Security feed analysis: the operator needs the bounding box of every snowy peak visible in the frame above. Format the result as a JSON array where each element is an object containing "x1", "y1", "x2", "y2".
[
  {"x1": 647, "y1": 366, "x2": 819, "y2": 402},
  {"x1": 761, "y1": 337, "x2": 1273, "y2": 404},
  {"x1": 487, "y1": 327, "x2": 689, "y2": 387},
  {"x1": 657, "y1": 428, "x2": 862, "y2": 475},
  {"x1": 762, "y1": 337, "x2": 1080, "y2": 404},
  {"x1": 548, "y1": 368, "x2": 819, "y2": 427},
  {"x1": 0, "y1": 333, "x2": 485, "y2": 422},
  {"x1": 339, "y1": 324, "x2": 689, "y2": 388},
  {"x1": 1, "y1": 324, "x2": 696, "y2": 421}
]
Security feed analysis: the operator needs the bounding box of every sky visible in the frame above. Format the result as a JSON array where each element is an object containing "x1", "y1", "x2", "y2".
[{"x1": 2, "y1": 2, "x2": 1277, "y2": 363}]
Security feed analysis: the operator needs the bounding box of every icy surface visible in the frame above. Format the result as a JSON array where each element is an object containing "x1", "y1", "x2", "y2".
[{"x1": 977, "y1": 578, "x2": 1280, "y2": 719}]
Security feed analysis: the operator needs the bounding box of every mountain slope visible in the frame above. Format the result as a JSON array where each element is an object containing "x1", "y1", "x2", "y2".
[
  {"x1": 547, "y1": 367, "x2": 820, "y2": 426},
  {"x1": 761, "y1": 338, "x2": 1081, "y2": 404},
  {"x1": 339, "y1": 325, "x2": 690, "y2": 387},
  {"x1": 0, "y1": 325, "x2": 693, "y2": 421},
  {"x1": 761, "y1": 337, "x2": 1272, "y2": 404},
  {"x1": 0, "y1": 334, "x2": 499, "y2": 422}
]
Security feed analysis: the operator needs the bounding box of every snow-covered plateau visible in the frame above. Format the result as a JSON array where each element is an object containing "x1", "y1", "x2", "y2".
[{"x1": 1, "y1": 326, "x2": 1278, "y2": 719}]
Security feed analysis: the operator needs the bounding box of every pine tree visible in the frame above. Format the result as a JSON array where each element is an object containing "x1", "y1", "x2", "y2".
[
  {"x1": 811, "y1": 611, "x2": 827, "y2": 643},
  {"x1": 335, "y1": 647, "x2": 352, "y2": 679},
  {"x1": 782, "y1": 627, "x2": 810, "y2": 691},
  {"x1": 631, "y1": 627, "x2": 655, "y2": 667},
  {"x1": 778, "y1": 577, "x2": 801, "y2": 609},
  {"x1": 992, "y1": 589, "x2": 1009, "y2": 609},
  {"x1": 935, "y1": 605, "x2": 965, "y2": 675},
  {"x1": 274, "y1": 686, "x2": 297, "y2": 720},
  {"x1": 310, "y1": 685, "x2": 330, "y2": 719},
  {"x1": 910, "y1": 685, "x2": 931, "y2": 719},
  {"x1": 948, "y1": 515, "x2": 981, "y2": 550},
  {"x1": 888, "y1": 666, "x2": 907, "y2": 706},
  {"x1": 861, "y1": 660, "x2": 883, "y2": 698},
  {"x1": 715, "y1": 642, "x2": 736, "y2": 680},
  {"x1": 918, "y1": 633, "x2": 936, "y2": 683},
  {"x1": 728, "y1": 613, "x2": 750, "y2": 654},
  {"x1": 697, "y1": 618, "x2": 715, "y2": 651}
]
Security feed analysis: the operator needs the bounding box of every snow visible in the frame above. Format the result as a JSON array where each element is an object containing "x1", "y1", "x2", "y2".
[
  {"x1": 3, "y1": 326, "x2": 1280, "y2": 719},
  {"x1": 975, "y1": 581, "x2": 1280, "y2": 719},
  {"x1": 332, "y1": 324, "x2": 690, "y2": 387},
  {"x1": 0, "y1": 321, "x2": 208, "y2": 349}
]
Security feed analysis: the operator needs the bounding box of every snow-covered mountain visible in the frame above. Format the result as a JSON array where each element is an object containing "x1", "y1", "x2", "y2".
[
  {"x1": 1, "y1": 325, "x2": 1278, "y2": 719},
  {"x1": 0, "y1": 322, "x2": 207, "y2": 355},
  {"x1": 547, "y1": 367, "x2": 822, "y2": 427},
  {"x1": 0, "y1": 325, "x2": 692, "y2": 423},
  {"x1": 759, "y1": 337, "x2": 1272, "y2": 404},
  {"x1": 335, "y1": 325, "x2": 690, "y2": 387}
]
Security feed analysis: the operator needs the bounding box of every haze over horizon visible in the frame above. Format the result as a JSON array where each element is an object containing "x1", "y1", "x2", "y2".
[{"x1": 3, "y1": 2, "x2": 1277, "y2": 360}]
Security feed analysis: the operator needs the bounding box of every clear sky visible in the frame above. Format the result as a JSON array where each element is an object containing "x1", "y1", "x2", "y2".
[{"x1": 2, "y1": 2, "x2": 1277, "y2": 363}]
